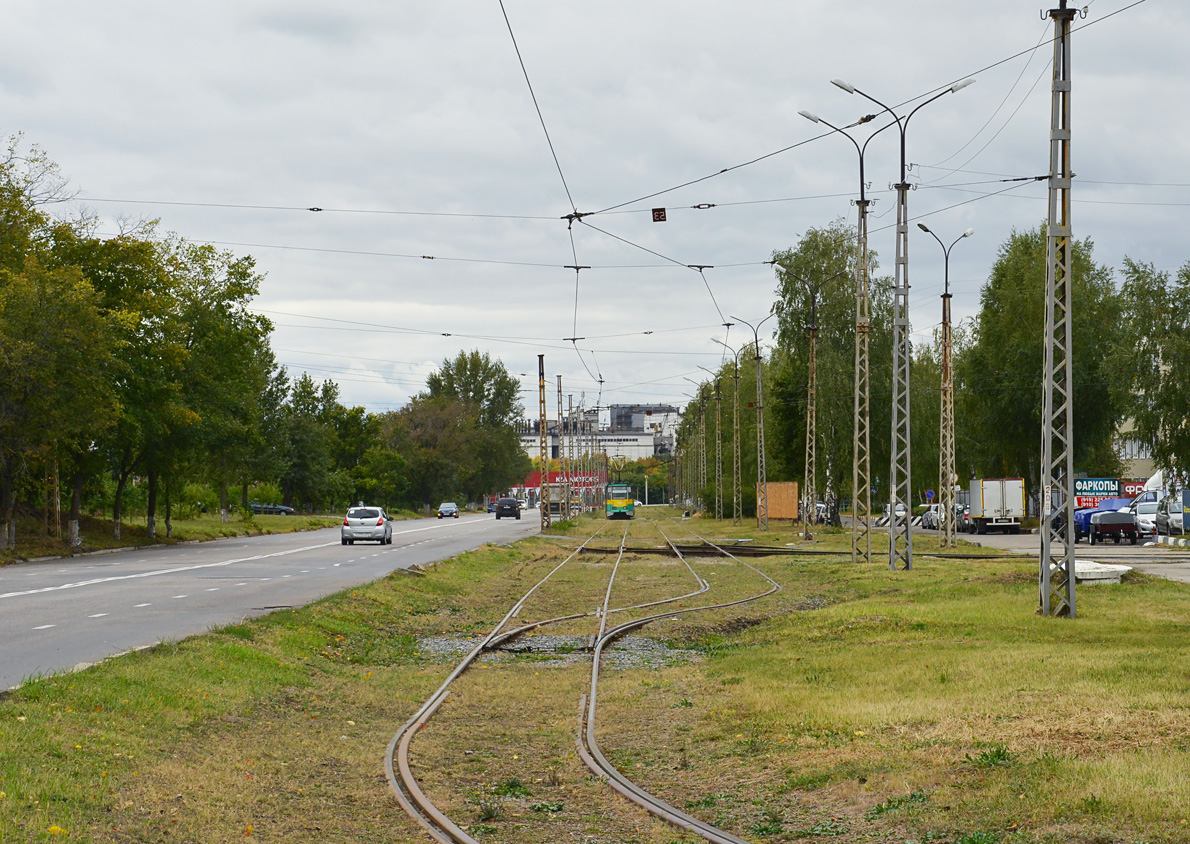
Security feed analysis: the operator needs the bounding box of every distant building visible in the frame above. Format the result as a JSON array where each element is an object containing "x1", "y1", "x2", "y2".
[{"x1": 516, "y1": 405, "x2": 676, "y2": 462}]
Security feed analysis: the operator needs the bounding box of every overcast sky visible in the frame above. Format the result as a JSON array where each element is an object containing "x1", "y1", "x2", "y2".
[{"x1": 2, "y1": 0, "x2": 1178, "y2": 419}]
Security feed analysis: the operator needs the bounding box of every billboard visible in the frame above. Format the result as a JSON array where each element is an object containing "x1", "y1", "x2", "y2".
[{"x1": 1074, "y1": 477, "x2": 1120, "y2": 509}]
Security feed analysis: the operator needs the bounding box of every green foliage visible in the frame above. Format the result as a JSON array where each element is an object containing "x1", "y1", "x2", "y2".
[
  {"x1": 966, "y1": 743, "x2": 1015, "y2": 768},
  {"x1": 492, "y1": 777, "x2": 531, "y2": 798},
  {"x1": 955, "y1": 225, "x2": 1122, "y2": 486}
]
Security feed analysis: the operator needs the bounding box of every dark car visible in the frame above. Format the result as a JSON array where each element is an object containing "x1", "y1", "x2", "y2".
[
  {"x1": 249, "y1": 502, "x2": 295, "y2": 515},
  {"x1": 495, "y1": 497, "x2": 520, "y2": 520},
  {"x1": 486, "y1": 499, "x2": 499, "y2": 513},
  {"x1": 437, "y1": 502, "x2": 460, "y2": 519}
]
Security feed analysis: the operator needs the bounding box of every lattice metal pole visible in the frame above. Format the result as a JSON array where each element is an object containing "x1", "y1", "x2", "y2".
[
  {"x1": 733, "y1": 315, "x2": 775, "y2": 531},
  {"x1": 714, "y1": 382, "x2": 723, "y2": 520},
  {"x1": 940, "y1": 291, "x2": 957, "y2": 548},
  {"x1": 538, "y1": 355, "x2": 550, "y2": 530},
  {"x1": 556, "y1": 376, "x2": 567, "y2": 518},
  {"x1": 805, "y1": 313, "x2": 818, "y2": 540},
  {"x1": 889, "y1": 178, "x2": 914, "y2": 571},
  {"x1": 731, "y1": 363, "x2": 742, "y2": 526},
  {"x1": 1040, "y1": 0, "x2": 1078, "y2": 618},
  {"x1": 699, "y1": 398, "x2": 707, "y2": 509},
  {"x1": 853, "y1": 199, "x2": 873, "y2": 563},
  {"x1": 919, "y1": 223, "x2": 972, "y2": 549}
]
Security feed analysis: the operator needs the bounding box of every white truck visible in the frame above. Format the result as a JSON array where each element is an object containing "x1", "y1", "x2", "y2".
[{"x1": 968, "y1": 478, "x2": 1025, "y2": 535}]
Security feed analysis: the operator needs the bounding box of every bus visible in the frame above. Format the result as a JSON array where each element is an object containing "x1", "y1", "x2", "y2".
[{"x1": 605, "y1": 483, "x2": 635, "y2": 519}]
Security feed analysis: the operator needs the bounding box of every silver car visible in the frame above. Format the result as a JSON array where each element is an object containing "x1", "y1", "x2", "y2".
[{"x1": 341, "y1": 506, "x2": 392, "y2": 545}]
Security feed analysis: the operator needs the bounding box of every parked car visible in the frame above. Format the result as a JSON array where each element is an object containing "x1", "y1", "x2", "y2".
[
  {"x1": 882, "y1": 502, "x2": 908, "y2": 520},
  {"x1": 438, "y1": 502, "x2": 460, "y2": 519},
  {"x1": 921, "y1": 503, "x2": 941, "y2": 530},
  {"x1": 341, "y1": 506, "x2": 392, "y2": 545},
  {"x1": 1130, "y1": 500, "x2": 1159, "y2": 538},
  {"x1": 1156, "y1": 495, "x2": 1185, "y2": 536},
  {"x1": 249, "y1": 501, "x2": 295, "y2": 515},
  {"x1": 495, "y1": 497, "x2": 520, "y2": 520},
  {"x1": 1087, "y1": 497, "x2": 1139, "y2": 545}
]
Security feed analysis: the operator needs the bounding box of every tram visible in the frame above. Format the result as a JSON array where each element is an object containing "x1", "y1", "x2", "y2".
[{"x1": 605, "y1": 483, "x2": 635, "y2": 519}]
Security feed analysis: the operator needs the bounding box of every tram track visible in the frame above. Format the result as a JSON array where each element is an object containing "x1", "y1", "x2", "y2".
[{"x1": 385, "y1": 516, "x2": 783, "y2": 843}]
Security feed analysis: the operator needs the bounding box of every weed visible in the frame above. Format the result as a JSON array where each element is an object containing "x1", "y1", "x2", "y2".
[
  {"x1": 783, "y1": 772, "x2": 829, "y2": 792},
  {"x1": 476, "y1": 797, "x2": 502, "y2": 822},
  {"x1": 966, "y1": 744, "x2": 1015, "y2": 769},
  {"x1": 954, "y1": 833, "x2": 999, "y2": 844},
  {"x1": 673, "y1": 696, "x2": 694, "y2": 708},
  {"x1": 1082, "y1": 793, "x2": 1103, "y2": 813},
  {"x1": 865, "y1": 789, "x2": 930, "y2": 818},
  {"x1": 492, "y1": 777, "x2": 531, "y2": 798},
  {"x1": 468, "y1": 824, "x2": 498, "y2": 835},
  {"x1": 545, "y1": 767, "x2": 561, "y2": 787},
  {"x1": 529, "y1": 801, "x2": 563, "y2": 813},
  {"x1": 749, "y1": 809, "x2": 784, "y2": 836},
  {"x1": 686, "y1": 792, "x2": 728, "y2": 809},
  {"x1": 793, "y1": 819, "x2": 847, "y2": 837},
  {"x1": 720, "y1": 676, "x2": 744, "y2": 685}
]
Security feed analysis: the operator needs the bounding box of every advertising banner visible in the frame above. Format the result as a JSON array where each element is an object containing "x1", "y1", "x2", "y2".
[
  {"x1": 1121, "y1": 480, "x2": 1147, "y2": 499},
  {"x1": 1074, "y1": 477, "x2": 1120, "y2": 509}
]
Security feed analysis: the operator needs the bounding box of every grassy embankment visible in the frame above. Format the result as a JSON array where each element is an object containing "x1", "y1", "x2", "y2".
[
  {"x1": 0, "y1": 509, "x2": 423, "y2": 566},
  {"x1": 1, "y1": 509, "x2": 1188, "y2": 843}
]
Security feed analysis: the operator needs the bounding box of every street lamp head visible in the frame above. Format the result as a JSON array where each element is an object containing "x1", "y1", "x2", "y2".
[
  {"x1": 917, "y1": 222, "x2": 932, "y2": 234},
  {"x1": 962, "y1": 228, "x2": 975, "y2": 238},
  {"x1": 950, "y1": 78, "x2": 975, "y2": 94},
  {"x1": 830, "y1": 78, "x2": 856, "y2": 94},
  {"x1": 798, "y1": 110, "x2": 821, "y2": 124}
]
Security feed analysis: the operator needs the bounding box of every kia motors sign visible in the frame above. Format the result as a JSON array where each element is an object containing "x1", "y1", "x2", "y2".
[{"x1": 1074, "y1": 477, "x2": 1120, "y2": 508}]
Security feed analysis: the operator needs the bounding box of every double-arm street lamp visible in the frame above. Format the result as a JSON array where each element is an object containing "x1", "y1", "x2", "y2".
[
  {"x1": 712, "y1": 338, "x2": 744, "y2": 525},
  {"x1": 731, "y1": 313, "x2": 776, "y2": 531},
  {"x1": 827, "y1": 77, "x2": 973, "y2": 571},
  {"x1": 918, "y1": 222, "x2": 974, "y2": 549}
]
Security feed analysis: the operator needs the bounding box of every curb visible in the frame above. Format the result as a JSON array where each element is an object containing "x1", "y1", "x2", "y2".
[{"x1": 1156, "y1": 535, "x2": 1190, "y2": 548}]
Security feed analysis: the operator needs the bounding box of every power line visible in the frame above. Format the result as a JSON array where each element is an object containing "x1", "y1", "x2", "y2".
[
  {"x1": 497, "y1": 0, "x2": 578, "y2": 213},
  {"x1": 79, "y1": 195, "x2": 557, "y2": 221}
]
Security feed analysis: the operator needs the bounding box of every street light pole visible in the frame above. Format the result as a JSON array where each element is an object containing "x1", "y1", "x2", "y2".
[
  {"x1": 698, "y1": 366, "x2": 724, "y2": 521},
  {"x1": 798, "y1": 110, "x2": 897, "y2": 562},
  {"x1": 918, "y1": 223, "x2": 974, "y2": 549},
  {"x1": 830, "y1": 76, "x2": 974, "y2": 572},
  {"x1": 713, "y1": 338, "x2": 744, "y2": 526},
  {"x1": 732, "y1": 313, "x2": 776, "y2": 531}
]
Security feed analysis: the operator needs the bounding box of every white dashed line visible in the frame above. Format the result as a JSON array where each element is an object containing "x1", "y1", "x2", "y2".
[
  {"x1": 333, "y1": 563, "x2": 341, "y2": 567},
  {"x1": 235, "y1": 583, "x2": 248, "y2": 587},
  {"x1": 172, "y1": 594, "x2": 188, "y2": 599},
  {"x1": 260, "y1": 578, "x2": 271, "y2": 582},
  {"x1": 282, "y1": 575, "x2": 291, "y2": 578},
  {"x1": 206, "y1": 587, "x2": 219, "y2": 592},
  {"x1": 88, "y1": 613, "x2": 109, "y2": 618},
  {"x1": 135, "y1": 603, "x2": 151, "y2": 608},
  {"x1": 33, "y1": 624, "x2": 55, "y2": 630},
  {"x1": 300, "y1": 570, "x2": 309, "y2": 573}
]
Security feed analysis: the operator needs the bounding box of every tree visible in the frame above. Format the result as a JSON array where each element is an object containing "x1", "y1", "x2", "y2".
[
  {"x1": 770, "y1": 218, "x2": 893, "y2": 508},
  {"x1": 1111, "y1": 258, "x2": 1190, "y2": 476},
  {"x1": 0, "y1": 259, "x2": 121, "y2": 549},
  {"x1": 955, "y1": 225, "x2": 1122, "y2": 491}
]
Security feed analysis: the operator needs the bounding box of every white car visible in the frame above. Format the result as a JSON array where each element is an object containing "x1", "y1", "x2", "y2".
[
  {"x1": 920, "y1": 503, "x2": 941, "y2": 530},
  {"x1": 341, "y1": 506, "x2": 393, "y2": 545},
  {"x1": 1127, "y1": 500, "x2": 1158, "y2": 537}
]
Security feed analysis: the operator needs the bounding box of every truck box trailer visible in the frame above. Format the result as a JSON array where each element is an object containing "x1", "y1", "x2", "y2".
[{"x1": 968, "y1": 478, "x2": 1025, "y2": 535}]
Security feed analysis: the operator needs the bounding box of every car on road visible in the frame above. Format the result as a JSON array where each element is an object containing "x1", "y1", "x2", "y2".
[
  {"x1": 341, "y1": 506, "x2": 392, "y2": 545},
  {"x1": 1156, "y1": 495, "x2": 1184, "y2": 536},
  {"x1": 517, "y1": 499, "x2": 527, "y2": 510},
  {"x1": 249, "y1": 502, "x2": 295, "y2": 515},
  {"x1": 438, "y1": 502, "x2": 460, "y2": 519},
  {"x1": 882, "y1": 502, "x2": 908, "y2": 521},
  {"x1": 494, "y1": 497, "x2": 520, "y2": 520}
]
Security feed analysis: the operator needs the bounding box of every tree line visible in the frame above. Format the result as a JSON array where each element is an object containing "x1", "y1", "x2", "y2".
[
  {"x1": 0, "y1": 140, "x2": 528, "y2": 552},
  {"x1": 679, "y1": 216, "x2": 1183, "y2": 513}
]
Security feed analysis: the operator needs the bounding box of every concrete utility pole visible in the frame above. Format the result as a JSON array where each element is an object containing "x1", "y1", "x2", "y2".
[
  {"x1": 567, "y1": 395, "x2": 575, "y2": 512},
  {"x1": 918, "y1": 223, "x2": 974, "y2": 549},
  {"x1": 538, "y1": 355, "x2": 550, "y2": 530},
  {"x1": 733, "y1": 314, "x2": 776, "y2": 531},
  {"x1": 830, "y1": 76, "x2": 973, "y2": 572},
  {"x1": 1040, "y1": 0, "x2": 1080, "y2": 618}
]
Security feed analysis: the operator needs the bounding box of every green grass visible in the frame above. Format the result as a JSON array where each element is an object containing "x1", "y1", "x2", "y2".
[{"x1": 2, "y1": 509, "x2": 1189, "y2": 843}]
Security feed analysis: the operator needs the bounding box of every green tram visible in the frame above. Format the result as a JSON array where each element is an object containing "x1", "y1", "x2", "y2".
[{"x1": 605, "y1": 483, "x2": 635, "y2": 520}]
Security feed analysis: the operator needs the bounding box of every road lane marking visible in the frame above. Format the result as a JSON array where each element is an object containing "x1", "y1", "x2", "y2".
[
  {"x1": 206, "y1": 587, "x2": 219, "y2": 592},
  {"x1": 88, "y1": 613, "x2": 109, "y2": 618},
  {"x1": 134, "y1": 603, "x2": 151, "y2": 608},
  {"x1": 235, "y1": 583, "x2": 247, "y2": 586},
  {"x1": 33, "y1": 624, "x2": 55, "y2": 630},
  {"x1": 172, "y1": 594, "x2": 188, "y2": 599},
  {"x1": 0, "y1": 540, "x2": 340, "y2": 601}
]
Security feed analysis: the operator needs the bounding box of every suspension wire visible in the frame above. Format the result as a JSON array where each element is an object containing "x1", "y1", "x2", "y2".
[
  {"x1": 924, "y1": 23, "x2": 1051, "y2": 174},
  {"x1": 79, "y1": 195, "x2": 558, "y2": 220},
  {"x1": 497, "y1": 0, "x2": 578, "y2": 214}
]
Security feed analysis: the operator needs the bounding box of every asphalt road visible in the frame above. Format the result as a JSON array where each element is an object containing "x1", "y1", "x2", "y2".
[
  {"x1": 921, "y1": 526, "x2": 1190, "y2": 584},
  {"x1": 0, "y1": 512, "x2": 538, "y2": 689}
]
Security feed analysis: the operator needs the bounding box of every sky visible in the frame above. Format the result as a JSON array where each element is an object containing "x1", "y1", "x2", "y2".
[{"x1": 1, "y1": 0, "x2": 1179, "y2": 421}]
